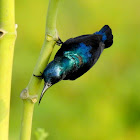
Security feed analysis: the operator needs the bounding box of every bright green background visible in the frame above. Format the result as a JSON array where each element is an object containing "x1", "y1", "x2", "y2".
[{"x1": 10, "y1": 0, "x2": 140, "y2": 139}]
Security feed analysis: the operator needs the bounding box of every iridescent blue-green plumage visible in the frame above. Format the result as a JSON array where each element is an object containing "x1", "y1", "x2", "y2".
[{"x1": 36, "y1": 25, "x2": 113, "y2": 104}]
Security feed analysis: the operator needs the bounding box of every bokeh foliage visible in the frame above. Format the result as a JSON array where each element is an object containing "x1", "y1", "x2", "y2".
[{"x1": 10, "y1": 0, "x2": 140, "y2": 139}]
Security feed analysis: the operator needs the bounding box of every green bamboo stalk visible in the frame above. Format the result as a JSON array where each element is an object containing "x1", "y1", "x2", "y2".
[
  {"x1": 0, "y1": 0, "x2": 16, "y2": 139},
  {"x1": 20, "y1": 0, "x2": 60, "y2": 139}
]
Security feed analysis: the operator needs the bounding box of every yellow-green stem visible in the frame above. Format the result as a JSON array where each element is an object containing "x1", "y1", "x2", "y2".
[
  {"x1": 20, "y1": 100, "x2": 34, "y2": 140},
  {"x1": 20, "y1": 0, "x2": 60, "y2": 140},
  {"x1": 0, "y1": 0, "x2": 16, "y2": 139}
]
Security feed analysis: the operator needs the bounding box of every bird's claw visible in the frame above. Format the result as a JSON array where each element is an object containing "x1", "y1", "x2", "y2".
[
  {"x1": 33, "y1": 72, "x2": 43, "y2": 79},
  {"x1": 56, "y1": 37, "x2": 63, "y2": 46}
]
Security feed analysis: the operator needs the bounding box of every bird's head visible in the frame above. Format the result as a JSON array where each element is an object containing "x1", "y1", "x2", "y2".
[{"x1": 39, "y1": 61, "x2": 65, "y2": 104}]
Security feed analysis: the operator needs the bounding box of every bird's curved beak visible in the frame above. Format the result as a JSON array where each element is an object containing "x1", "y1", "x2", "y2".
[{"x1": 38, "y1": 82, "x2": 52, "y2": 104}]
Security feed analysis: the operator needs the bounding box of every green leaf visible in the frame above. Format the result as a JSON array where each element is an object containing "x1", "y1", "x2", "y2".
[{"x1": 34, "y1": 128, "x2": 49, "y2": 140}]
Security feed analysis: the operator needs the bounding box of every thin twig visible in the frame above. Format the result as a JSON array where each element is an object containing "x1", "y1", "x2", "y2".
[{"x1": 20, "y1": 0, "x2": 60, "y2": 140}]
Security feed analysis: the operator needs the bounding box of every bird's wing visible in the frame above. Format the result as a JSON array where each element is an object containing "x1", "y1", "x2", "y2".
[
  {"x1": 55, "y1": 35, "x2": 92, "y2": 58},
  {"x1": 63, "y1": 34, "x2": 90, "y2": 45},
  {"x1": 63, "y1": 42, "x2": 105, "y2": 80}
]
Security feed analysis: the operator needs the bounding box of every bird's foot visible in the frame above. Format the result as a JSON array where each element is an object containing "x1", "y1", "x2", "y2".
[
  {"x1": 33, "y1": 72, "x2": 43, "y2": 79},
  {"x1": 56, "y1": 37, "x2": 63, "y2": 46}
]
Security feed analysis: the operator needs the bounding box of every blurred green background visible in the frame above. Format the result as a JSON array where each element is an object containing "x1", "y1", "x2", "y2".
[{"x1": 10, "y1": 0, "x2": 140, "y2": 139}]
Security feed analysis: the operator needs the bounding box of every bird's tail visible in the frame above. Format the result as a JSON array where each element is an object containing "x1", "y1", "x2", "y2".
[{"x1": 95, "y1": 25, "x2": 113, "y2": 48}]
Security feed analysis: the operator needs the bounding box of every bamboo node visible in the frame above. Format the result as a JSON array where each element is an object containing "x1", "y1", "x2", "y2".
[
  {"x1": 0, "y1": 29, "x2": 7, "y2": 39},
  {"x1": 45, "y1": 29, "x2": 59, "y2": 42},
  {"x1": 20, "y1": 88, "x2": 38, "y2": 103},
  {"x1": 46, "y1": 34, "x2": 53, "y2": 41},
  {"x1": 15, "y1": 24, "x2": 18, "y2": 29},
  {"x1": 20, "y1": 88, "x2": 29, "y2": 99}
]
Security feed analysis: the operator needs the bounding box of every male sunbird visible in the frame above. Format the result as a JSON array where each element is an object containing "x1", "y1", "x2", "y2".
[{"x1": 34, "y1": 25, "x2": 113, "y2": 104}]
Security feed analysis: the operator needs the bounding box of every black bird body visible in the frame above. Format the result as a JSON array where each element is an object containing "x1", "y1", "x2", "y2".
[
  {"x1": 35, "y1": 25, "x2": 113, "y2": 103},
  {"x1": 55, "y1": 34, "x2": 104, "y2": 80}
]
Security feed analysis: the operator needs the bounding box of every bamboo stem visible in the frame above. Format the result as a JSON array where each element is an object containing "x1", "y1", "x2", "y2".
[
  {"x1": 20, "y1": 100, "x2": 34, "y2": 140},
  {"x1": 20, "y1": 0, "x2": 60, "y2": 139},
  {"x1": 0, "y1": 0, "x2": 16, "y2": 139}
]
